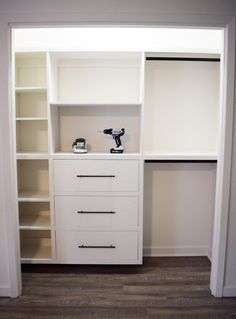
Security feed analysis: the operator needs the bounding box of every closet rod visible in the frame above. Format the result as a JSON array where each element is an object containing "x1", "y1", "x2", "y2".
[
  {"x1": 145, "y1": 160, "x2": 217, "y2": 163},
  {"x1": 146, "y1": 57, "x2": 220, "y2": 62}
]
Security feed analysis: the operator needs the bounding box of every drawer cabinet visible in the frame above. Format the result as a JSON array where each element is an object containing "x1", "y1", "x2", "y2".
[
  {"x1": 53, "y1": 159, "x2": 139, "y2": 192},
  {"x1": 55, "y1": 195, "x2": 139, "y2": 229},
  {"x1": 53, "y1": 158, "x2": 142, "y2": 264},
  {"x1": 56, "y1": 230, "x2": 139, "y2": 263}
]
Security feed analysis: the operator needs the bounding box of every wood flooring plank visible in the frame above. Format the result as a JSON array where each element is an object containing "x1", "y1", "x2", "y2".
[{"x1": 0, "y1": 257, "x2": 236, "y2": 319}]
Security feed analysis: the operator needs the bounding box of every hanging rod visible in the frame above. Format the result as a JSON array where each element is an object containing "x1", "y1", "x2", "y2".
[
  {"x1": 145, "y1": 159, "x2": 217, "y2": 163},
  {"x1": 146, "y1": 57, "x2": 220, "y2": 62}
]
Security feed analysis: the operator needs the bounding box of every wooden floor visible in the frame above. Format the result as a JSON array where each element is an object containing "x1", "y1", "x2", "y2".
[{"x1": 0, "y1": 257, "x2": 236, "y2": 318}]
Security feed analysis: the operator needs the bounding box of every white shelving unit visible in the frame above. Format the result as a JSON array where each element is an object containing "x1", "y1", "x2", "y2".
[
  {"x1": 13, "y1": 48, "x2": 220, "y2": 263},
  {"x1": 14, "y1": 52, "x2": 52, "y2": 263}
]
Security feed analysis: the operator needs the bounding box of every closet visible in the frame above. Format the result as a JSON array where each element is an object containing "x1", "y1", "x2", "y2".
[{"x1": 12, "y1": 28, "x2": 221, "y2": 264}]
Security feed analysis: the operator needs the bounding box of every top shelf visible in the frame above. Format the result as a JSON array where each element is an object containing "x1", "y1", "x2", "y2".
[
  {"x1": 48, "y1": 52, "x2": 143, "y2": 104},
  {"x1": 15, "y1": 52, "x2": 47, "y2": 88}
]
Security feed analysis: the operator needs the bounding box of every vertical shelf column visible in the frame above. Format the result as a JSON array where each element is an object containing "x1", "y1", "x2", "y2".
[{"x1": 14, "y1": 52, "x2": 53, "y2": 262}]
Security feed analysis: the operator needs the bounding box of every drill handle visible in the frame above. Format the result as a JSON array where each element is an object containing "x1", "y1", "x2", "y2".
[{"x1": 114, "y1": 135, "x2": 122, "y2": 148}]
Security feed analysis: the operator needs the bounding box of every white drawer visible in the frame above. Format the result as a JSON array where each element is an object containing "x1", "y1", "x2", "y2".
[
  {"x1": 56, "y1": 230, "x2": 139, "y2": 263},
  {"x1": 53, "y1": 159, "x2": 139, "y2": 192},
  {"x1": 55, "y1": 195, "x2": 139, "y2": 229}
]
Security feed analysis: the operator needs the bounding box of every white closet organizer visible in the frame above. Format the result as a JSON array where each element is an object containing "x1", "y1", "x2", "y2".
[{"x1": 13, "y1": 50, "x2": 220, "y2": 264}]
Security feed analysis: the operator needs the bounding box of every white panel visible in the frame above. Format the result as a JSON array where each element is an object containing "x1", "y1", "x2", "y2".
[
  {"x1": 55, "y1": 195, "x2": 139, "y2": 229},
  {"x1": 56, "y1": 230, "x2": 138, "y2": 263},
  {"x1": 143, "y1": 163, "x2": 216, "y2": 255},
  {"x1": 53, "y1": 159, "x2": 139, "y2": 192},
  {"x1": 144, "y1": 60, "x2": 220, "y2": 154}
]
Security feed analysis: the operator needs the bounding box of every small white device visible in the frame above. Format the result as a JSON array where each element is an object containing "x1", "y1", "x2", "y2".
[{"x1": 72, "y1": 138, "x2": 88, "y2": 153}]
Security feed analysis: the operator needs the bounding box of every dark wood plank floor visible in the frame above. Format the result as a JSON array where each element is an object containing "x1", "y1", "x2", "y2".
[{"x1": 0, "y1": 257, "x2": 236, "y2": 318}]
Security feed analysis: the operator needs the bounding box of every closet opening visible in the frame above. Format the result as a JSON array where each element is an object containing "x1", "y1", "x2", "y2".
[{"x1": 11, "y1": 26, "x2": 224, "y2": 295}]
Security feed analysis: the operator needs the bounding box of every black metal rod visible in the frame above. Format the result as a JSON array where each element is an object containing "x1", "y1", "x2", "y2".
[
  {"x1": 76, "y1": 175, "x2": 115, "y2": 178},
  {"x1": 77, "y1": 211, "x2": 116, "y2": 214},
  {"x1": 78, "y1": 245, "x2": 116, "y2": 249},
  {"x1": 146, "y1": 57, "x2": 220, "y2": 62},
  {"x1": 145, "y1": 160, "x2": 217, "y2": 163}
]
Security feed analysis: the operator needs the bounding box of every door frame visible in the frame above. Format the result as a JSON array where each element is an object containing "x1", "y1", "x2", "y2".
[{"x1": 1, "y1": 13, "x2": 235, "y2": 297}]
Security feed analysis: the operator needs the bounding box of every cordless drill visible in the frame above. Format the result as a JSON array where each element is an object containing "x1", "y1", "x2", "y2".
[{"x1": 101, "y1": 128, "x2": 125, "y2": 153}]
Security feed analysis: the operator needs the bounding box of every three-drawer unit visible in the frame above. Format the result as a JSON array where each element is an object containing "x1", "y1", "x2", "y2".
[{"x1": 53, "y1": 159, "x2": 142, "y2": 264}]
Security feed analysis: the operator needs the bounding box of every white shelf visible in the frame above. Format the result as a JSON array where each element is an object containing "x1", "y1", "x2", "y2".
[
  {"x1": 17, "y1": 152, "x2": 49, "y2": 160},
  {"x1": 16, "y1": 117, "x2": 48, "y2": 121},
  {"x1": 20, "y1": 218, "x2": 50, "y2": 230},
  {"x1": 18, "y1": 191, "x2": 50, "y2": 202},
  {"x1": 19, "y1": 214, "x2": 50, "y2": 229},
  {"x1": 143, "y1": 153, "x2": 218, "y2": 161},
  {"x1": 15, "y1": 87, "x2": 47, "y2": 93},
  {"x1": 50, "y1": 102, "x2": 142, "y2": 107},
  {"x1": 51, "y1": 152, "x2": 141, "y2": 160}
]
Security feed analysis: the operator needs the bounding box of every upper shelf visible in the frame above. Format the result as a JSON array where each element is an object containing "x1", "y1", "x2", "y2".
[{"x1": 48, "y1": 52, "x2": 143, "y2": 104}]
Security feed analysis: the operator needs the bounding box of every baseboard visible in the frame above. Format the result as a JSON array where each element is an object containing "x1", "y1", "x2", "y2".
[
  {"x1": 143, "y1": 246, "x2": 209, "y2": 257},
  {"x1": 207, "y1": 248, "x2": 212, "y2": 262},
  {"x1": 0, "y1": 286, "x2": 11, "y2": 297},
  {"x1": 223, "y1": 286, "x2": 236, "y2": 297}
]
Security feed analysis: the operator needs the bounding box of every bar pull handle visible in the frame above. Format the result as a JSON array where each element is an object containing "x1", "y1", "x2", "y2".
[
  {"x1": 78, "y1": 245, "x2": 116, "y2": 249},
  {"x1": 77, "y1": 210, "x2": 115, "y2": 214},
  {"x1": 76, "y1": 175, "x2": 115, "y2": 178}
]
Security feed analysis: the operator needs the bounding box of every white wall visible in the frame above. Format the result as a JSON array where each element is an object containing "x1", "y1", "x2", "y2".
[
  {"x1": 144, "y1": 163, "x2": 216, "y2": 257},
  {"x1": 0, "y1": 0, "x2": 236, "y2": 297}
]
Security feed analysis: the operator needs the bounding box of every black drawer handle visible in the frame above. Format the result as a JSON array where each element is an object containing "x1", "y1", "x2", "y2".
[
  {"x1": 77, "y1": 210, "x2": 116, "y2": 214},
  {"x1": 78, "y1": 245, "x2": 116, "y2": 249},
  {"x1": 76, "y1": 175, "x2": 115, "y2": 178}
]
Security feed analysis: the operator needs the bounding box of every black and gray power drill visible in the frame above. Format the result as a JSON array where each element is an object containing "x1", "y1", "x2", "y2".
[{"x1": 100, "y1": 128, "x2": 125, "y2": 153}]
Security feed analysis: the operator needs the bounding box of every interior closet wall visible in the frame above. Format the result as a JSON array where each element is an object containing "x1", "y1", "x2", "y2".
[{"x1": 144, "y1": 163, "x2": 216, "y2": 257}]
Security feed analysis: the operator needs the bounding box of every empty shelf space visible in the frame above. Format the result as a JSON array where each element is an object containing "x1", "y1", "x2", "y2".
[
  {"x1": 20, "y1": 229, "x2": 52, "y2": 260},
  {"x1": 17, "y1": 159, "x2": 49, "y2": 201},
  {"x1": 16, "y1": 120, "x2": 48, "y2": 153},
  {"x1": 19, "y1": 202, "x2": 50, "y2": 229},
  {"x1": 15, "y1": 52, "x2": 47, "y2": 87}
]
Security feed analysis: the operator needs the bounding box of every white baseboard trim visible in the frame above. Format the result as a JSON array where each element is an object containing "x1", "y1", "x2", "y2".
[
  {"x1": 0, "y1": 286, "x2": 11, "y2": 297},
  {"x1": 223, "y1": 286, "x2": 236, "y2": 297},
  {"x1": 143, "y1": 246, "x2": 209, "y2": 257},
  {"x1": 207, "y1": 248, "x2": 212, "y2": 262}
]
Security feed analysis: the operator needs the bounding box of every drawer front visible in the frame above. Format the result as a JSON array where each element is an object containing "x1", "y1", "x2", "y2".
[
  {"x1": 55, "y1": 195, "x2": 139, "y2": 229},
  {"x1": 56, "y1": 230, "x2": 138, "y2": 263},
  {"x1": 53, "y1": 160, "x2": 139, "y2": 192}
]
